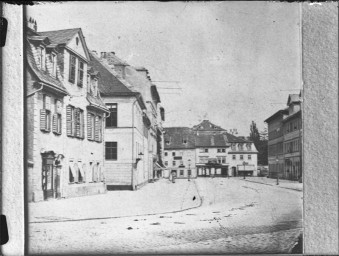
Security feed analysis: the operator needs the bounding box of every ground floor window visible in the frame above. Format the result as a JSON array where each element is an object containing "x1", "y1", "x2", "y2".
[
  {"x1": 105, "y1": 142, "x2": 117, "y2": 160},
  {"x1": 180, "y1": 170, "x2": 184, "y2": 176}
]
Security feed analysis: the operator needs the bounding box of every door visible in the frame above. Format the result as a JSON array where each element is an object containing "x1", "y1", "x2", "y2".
[
  {"x1": 232, "y1": 167, "x2": 237, "y2": 177},
  {"x1": 42, "y1": 158, "x2": 54, "y2": 200},
  {"x1": 221, "y1": 167, "x2": 228, "y2": 176}
]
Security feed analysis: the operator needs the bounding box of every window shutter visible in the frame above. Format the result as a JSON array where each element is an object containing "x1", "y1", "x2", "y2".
[
  {"x1": 75, "y1": 108, "x2": 80, "y2": 138},
  {"x1": 81, "y1": 111, "x2": 85, "y2": 139},
  {"x1": 95, "y1": 116, "x2": 99, "y2": 141},
  {"x1": 40, "y1": 109, "x2": 46, "y2": 131},
  {"x1": 52, "y1": 113, "x2": 57, "y2": 133},
  {"x1": 87, "y1": 113, "x2": 92, "y2": 140},
  {"x1": 66, "y1": 105, "x2": 72, "y2": 136}
]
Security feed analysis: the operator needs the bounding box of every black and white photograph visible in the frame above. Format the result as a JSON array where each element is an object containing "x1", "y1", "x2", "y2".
[{"x1": 2, "y1": 1, "x2": 332, "y2": 255}]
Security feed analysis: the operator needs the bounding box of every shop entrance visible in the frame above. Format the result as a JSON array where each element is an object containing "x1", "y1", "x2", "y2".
[{"x1": 41, "y1": 152, "x2": 56, "y2": 200}]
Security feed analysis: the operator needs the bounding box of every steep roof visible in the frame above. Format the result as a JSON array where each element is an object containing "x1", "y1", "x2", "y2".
[
  {"x1": 26, "y1": 40, "x2": 68, "y2": 95},
  {"x1": 264, "y1": 108, "x2": 289, "y2": 123},
  {"x1": 192, "y1": 120, "x2": 226, "y2": 131},
  {"x1": 164, "y1": 127, "x2": 196, "y2": 149},
  {"x1": 88, "y1": 51, "x2": 136, "y2": 96},
  {"x1": 39, "y1": 28, "x2": 81, "y2": 45},
  {"x1": 195, "y1": 133, "x2": 229, "y2": 147},
  {"x1": 39, "y1": 28, "x2": 90, "y2": 60}
]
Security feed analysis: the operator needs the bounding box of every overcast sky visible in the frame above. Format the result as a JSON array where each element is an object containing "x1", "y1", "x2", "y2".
[{"x1": 27, "y1": 1, "x2": 302, "y2": 136}]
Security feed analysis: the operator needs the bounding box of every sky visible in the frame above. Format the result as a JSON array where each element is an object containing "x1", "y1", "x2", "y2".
[{"x1": 27, "y1": 1, "x2": 302, "y2": 136}]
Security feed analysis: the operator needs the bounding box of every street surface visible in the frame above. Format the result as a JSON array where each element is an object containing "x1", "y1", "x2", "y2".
[{"x1": 29, "y1": 178, "x2": 302, "y2": 254}]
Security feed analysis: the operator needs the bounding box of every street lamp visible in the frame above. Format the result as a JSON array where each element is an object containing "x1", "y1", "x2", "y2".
[
  {"x1": 188, "y1": 159, "x2": 191, "y2": 181},
  {"x1": 276, "y1": 156, "x2": 279, "y2": 185}
]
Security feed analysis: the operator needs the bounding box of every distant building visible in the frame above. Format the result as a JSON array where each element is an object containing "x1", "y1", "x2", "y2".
[
  {"x1": 26, "y1": 20, "x2": 108, "y2": 201},
  {"x1": 164, "y1": 120, "x2": 258, "y2": 178},
  {"x1": 265, "y1": 93, "x2": 302, "y2": 180}
]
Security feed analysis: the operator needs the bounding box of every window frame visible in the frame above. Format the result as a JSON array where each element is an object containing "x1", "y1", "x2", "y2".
[
  {"x1": 106, "y1": 103, "x2": 118, "y2": 128},
  {"x1": 77, "y1": 60, "x2": 84, "y2": 87},
  {"x1": 69, "y1": 54, "x2": 76, "y2": 83},
  {"x1": 105, "y1": 142, "x2": 118, "y2": 160}
]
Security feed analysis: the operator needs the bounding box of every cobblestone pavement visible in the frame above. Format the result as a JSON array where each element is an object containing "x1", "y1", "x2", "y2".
[
  {"x1": 241, "y1": 176, "x2": 303, "y2": 191},
  {"x1": 29, "y1": 178, "x2": 302, "y2": 254}
]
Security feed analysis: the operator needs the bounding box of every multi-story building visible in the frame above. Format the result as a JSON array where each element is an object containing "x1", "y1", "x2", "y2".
[
  {"x1": 26, "y1": 20, "x2": 108, "y2": 202},
  {"x1": 265, "y1": 93, "x2": 302, "y2": 180},
  {"x1": 90, "y1": 51, "x2": 165, "y2": 190},
  {"x1": 163, "y1": 127, "x2": 196, "y2": 179},
  {"x1": 164, "y1": 120, "x2": 258, "y2": 178}
]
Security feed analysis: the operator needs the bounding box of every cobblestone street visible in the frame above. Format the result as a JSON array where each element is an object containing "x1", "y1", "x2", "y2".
[{"x1": 29, "y1": 178, "x2": 302, "y2": 254}]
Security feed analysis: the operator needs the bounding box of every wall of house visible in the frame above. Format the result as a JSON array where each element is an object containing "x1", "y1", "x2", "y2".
[{"x1": 163, "y1": 149, "x2": 196, "y2": 178}]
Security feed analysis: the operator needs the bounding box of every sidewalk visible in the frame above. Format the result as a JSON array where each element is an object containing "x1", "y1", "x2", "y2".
[
  {"x1": 240, "y1": 177, "x2": 303, "y2": 191},
  {"x1": 29, "y1": 179, "x2": 202, "y2": 223}
]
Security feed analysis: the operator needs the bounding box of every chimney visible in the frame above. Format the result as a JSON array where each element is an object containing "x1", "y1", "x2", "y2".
[
  {"x1": 27, "y1": 17, "x2": 37, "y2": 32},
  {"x1": 100, "y1": 52, "x2": 107, "y2": 59}
]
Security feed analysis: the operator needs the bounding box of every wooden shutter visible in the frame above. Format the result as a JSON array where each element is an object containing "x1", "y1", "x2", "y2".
[
  {"x1": 81, "y1": 110, "x2": 85, "y2": 138},
  {"x1": 87, "y1": 112, "x2": 92, "y2": 140},
  {"x1": 52, "y1": 113, "x2": 57, "y2": 133},
  {"x1": 95, "y1": 116, "x2": 99, "y2": 141},
  {"x1": 75, "y1": 108, "x2": 80, "y2": 138},
  {"x1": 40, "y1": 109, "x2": 46, "y2": 131},
  {"x1": 66, "y1": 105, "x2": 73, "y2": 136}
]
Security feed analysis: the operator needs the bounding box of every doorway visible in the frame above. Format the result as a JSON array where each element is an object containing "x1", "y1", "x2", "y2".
[
  {"x1": 232, "y1": 167, "x2": 237, "y2": 177},
  {"x1": 41, "y1": 152, "x2": 56, "y2": 200}
]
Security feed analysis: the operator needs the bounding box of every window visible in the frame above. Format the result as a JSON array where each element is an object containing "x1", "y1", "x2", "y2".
[
  {"x1": 164, "y1": 152, "x2": 168, "y2": 157},
  {"x1": 165, "y1": 140, "x2": 170, "y2": 145},
  {"x1": 180, "y1": 170, "x2": 184, "y2": 176},
  {"x1": 40, "y1": 95, "x2": 51, "y2": 132},
  {"x1": 95, "y1": 116, "x2": 102, "y2": 142},
  {"x1": 52, "y1": 103, "x2": 62, "y2": 135},
  {"x1": 77, "y1": 61, "x2": 84, "y2": 86},
  {"x1": 87, "y1": 113, "x2": 102, "y2": 142},
  {"x1": 240, "y1": 155, "x2": 244, "y2": 160},
  {"x1": 52, "y1": 53, "x2": 57, "y2": 77},
  {"x1": 232, "y1": 155, "x2": 236, "y2": 160},
  {"x1": 238, "y1": 144, "x2": 244, "y2": 151},
  {"x1": 106, "y1": 103, "x2": 117, "y2": 127},
  {"x1": 231, "y1": 144, "x2": 236, "y2": 151},
  {"x1": 164, "y1": 161, "x2": 168, "y2": 166},
  {"x1": 172, "y1": 161, "x2": 176, "y2": 166},
  {"x1": 105, "y1": 142, "x2": 117, "y2": 160},
  {"x1": 69, "y1": 165, "x2": 75, "y2": 183},
  {"x1": 66, "y1": 106, "x2": 84, "y2": 138},
  {"x1": 248, "y1": 155, "x2": 252, "y2": 160},
  {"x1": 69, "y1": 54, "x2": 76, "y2": 83},
  {"x1": 218, "y1": 148, "x2": 226, "y2": 153},
  {"x1": 188, "y1": 169, "x2": 191, "y2": 176},
  {"x1": 76, "y1": 37, "x2": 79, "y2": 45},
  {"x1": 172, "y1": 152, "x2": 175, "y2": 157},
  {"x1": 92, "y1": 78, "x2": 98, "y2": 96}
]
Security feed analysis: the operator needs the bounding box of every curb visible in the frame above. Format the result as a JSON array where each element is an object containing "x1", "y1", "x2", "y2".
[
  {"x1": 242, "y1": 179, "x2": 302, "y2": 192},
  {"x1": 30, "y1": 180, "x2": 203, "y2": 224}
]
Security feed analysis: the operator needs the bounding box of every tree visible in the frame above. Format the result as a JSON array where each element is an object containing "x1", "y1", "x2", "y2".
[{"x1": 249, "y1": 121, "x2": 268, "y2": 165}]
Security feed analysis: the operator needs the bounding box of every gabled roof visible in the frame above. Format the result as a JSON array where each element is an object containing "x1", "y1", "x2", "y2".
[
  {"x1": 192, "y1": 120, "x2": 225, "y2": 131},
  {"x1": 88, "y1": 51, "x2": 136, "y2": 96},
  {"x1": 264, "y1": 108, "x2": 289, "y2": 123},
  {"x1": 26, "y1": 40, "x2": 68, "y2": 95},
  {"x1": 39, "y1": 28, "x2": 90, "y2": 60},
  {"x1": 287, "y1": 94, "x2": 301, "y2": 105},
  {"x1": 164, "y1": 127, "x2": 196, "y2": 149}
]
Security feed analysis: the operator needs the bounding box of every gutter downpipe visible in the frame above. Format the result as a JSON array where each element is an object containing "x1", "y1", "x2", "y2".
[{"x1": 131, "y1": 94, "x2": 141, "y2": 191}]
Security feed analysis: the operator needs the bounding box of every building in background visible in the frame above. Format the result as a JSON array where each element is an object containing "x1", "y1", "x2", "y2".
[
  {"x1": 164, "y1": 120, "x2": 258, "y2": 178},
  {"x1": 265, "y1": 93, "x2": 302, "y2": 180},
  {"x1": 91, "y1": 51, "x2": 165, "y2": 190},
  {"x1": 26, "y1": 20, "x2": 108, "y2": 202}
]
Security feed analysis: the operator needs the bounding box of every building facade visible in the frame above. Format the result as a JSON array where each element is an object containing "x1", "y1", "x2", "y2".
[
  {"x1": 89, "y1": 51, "x2": 165, "y2": 190},
  {"x1": 26, "y1": 21, "x2": 108, "y2": 202},
  {"x1": 164, "y1": 120, "x2": 258, "y2": 178},
  {"x1": 265, "y1": 93, "x2": 302, "y2": 180}
]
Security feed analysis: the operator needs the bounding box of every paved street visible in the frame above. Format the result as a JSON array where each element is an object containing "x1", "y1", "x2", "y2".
[{"x1": 29, "y1": 178, "x2": 302, "y2": 254}]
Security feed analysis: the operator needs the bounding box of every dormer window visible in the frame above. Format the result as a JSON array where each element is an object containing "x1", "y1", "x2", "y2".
[
  {"x1": 38, "y1": 46, "x2": 46, "y2": 71},
  {"x1": 69, "y1": 54, "x2": 76, "y2": 83},
  {"x1": 182, "y1": 138, "x2": 187, "y2": 144},
  {"x1": 51, "y1": 53, "x2": 57, "y2": 77},
  {"x1": 92, "y1": 78, "x2": 98, "y2": 97},
  {"x1": 77, "y1": 61, "x2": 84, "y2": 87}
]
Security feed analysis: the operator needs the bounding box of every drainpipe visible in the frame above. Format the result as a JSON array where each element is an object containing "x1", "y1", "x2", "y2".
[
  {"x1": 26, "y1": 83, "x2": 44, "y2": 97},
  {"x1": 131, "y1": 94, "x2": 141, "y2": 190}
]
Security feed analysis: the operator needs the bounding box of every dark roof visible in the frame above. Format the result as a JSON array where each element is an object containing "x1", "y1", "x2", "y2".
[
  {"x1": 39, "y1": 28, "x2": 81, "y2": 45},
  {"x1": 224, "y1": 132, "x2": 249, "y2": 143},
  {"x1": 195, "y1": 133, "x2": 229, "y2": 147},
  {"x1": 264, "y1": 108, "x2": 289, "y2": 123},
  {"x1": 151, "y1": 85, "x2": 161, "y2": 103},
  {"x1": 26, "y1": 40, "x2": 68, "y2": 95},
  {"x1": 164, "y1": 127, "x2": 196, "y2": 149},
  {"x1": 192, "y1": 120, "x2": 225, "y2": 131},
  {"x1": 88, "y1": 51, "x2": 136, "y2": 96},
  {"x1": 282, "y1": 110, "x2": 301, "y2": 123},
  {"x1": 39, "y1": 28, "x2": 90, "y2": 60}
]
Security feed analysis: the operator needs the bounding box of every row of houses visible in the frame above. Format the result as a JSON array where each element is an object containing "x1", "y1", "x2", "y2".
[
  {"x1": 163, "y1": 120, "x2": 259, "y2": 179},
  {"x1": 264, "y1": 92, "x2": 302, "y2": 181},
  {"x1": 26, "y1": 19, "x2": 165, "y2": 202}
]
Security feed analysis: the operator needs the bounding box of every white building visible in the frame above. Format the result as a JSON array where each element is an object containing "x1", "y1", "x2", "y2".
[{"x1": 26, "y1": 21, "x2": 108, "y2": 201}]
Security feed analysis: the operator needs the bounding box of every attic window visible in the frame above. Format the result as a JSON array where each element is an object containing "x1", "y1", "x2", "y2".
[
  {"x1": 165, "y1": 139, "x2": 170, "y2": 145},
  {"x1": 182, "y1": 139, "x2": 187, "y2": 144},
  {"x1": 76, "y1": 37, "x2": 79, "y2": 45}
]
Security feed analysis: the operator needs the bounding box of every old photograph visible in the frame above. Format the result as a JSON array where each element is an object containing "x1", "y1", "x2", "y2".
[{"x1": 25, "y1": 2, "x2": 303, "y2": 254}]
